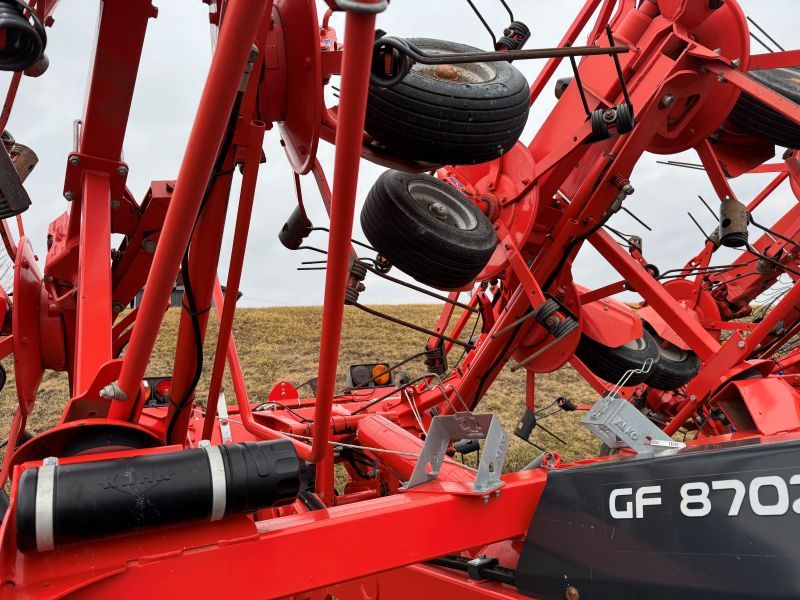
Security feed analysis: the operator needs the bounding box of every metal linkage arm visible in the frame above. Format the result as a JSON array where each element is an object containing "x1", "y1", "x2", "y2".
[
  {"x1": 112, "y1": 0, "x2": 269, "y2": 417},
  {"x1": 310, "y1": 3, "x2": 381, "y2": 463}
]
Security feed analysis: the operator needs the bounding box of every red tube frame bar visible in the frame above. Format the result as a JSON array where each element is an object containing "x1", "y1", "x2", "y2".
[
  {"x1": 309, "y1": 3, "x2": 380, "y2": 464},
  {"x1": 111, "y1": 0, "x2": 268, "y2": 417},
  {"x1": 202, "y1": 119, "x2": 266, "y2": 440},
  {"x1": 211, "y1": 281, "x2": 313, "y2": 458}
]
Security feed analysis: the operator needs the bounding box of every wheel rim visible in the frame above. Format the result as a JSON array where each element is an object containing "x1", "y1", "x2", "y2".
[
  {"x1": 410, "y1": 48, "x2": 496, "y2": 84},
  {"x1": 408, "y1": 179, "x2": 478, "y2": 231},
  {"x1": 659, "y1": 343, "x2": 687, "y2": 362},
  {"x1": 622, "y1": 337, "x2": 647, "y2": 351}
]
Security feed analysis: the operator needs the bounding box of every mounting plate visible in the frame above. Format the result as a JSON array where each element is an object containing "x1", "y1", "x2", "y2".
[{"x1": 403, "y1": 412, "x2": 509, "y2": 494}]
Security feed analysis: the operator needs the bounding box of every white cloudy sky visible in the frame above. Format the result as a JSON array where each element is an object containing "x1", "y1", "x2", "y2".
[{"x1": 1, "y1": 0, "x2": 797, "y2": 306}]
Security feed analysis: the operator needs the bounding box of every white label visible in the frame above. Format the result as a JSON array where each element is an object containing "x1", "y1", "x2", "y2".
[{"x1": 608, "y1": 474, "x2": 800, "y2": 520}]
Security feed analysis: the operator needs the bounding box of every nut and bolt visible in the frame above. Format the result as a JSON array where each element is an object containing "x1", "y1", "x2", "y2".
[
  {"x1": 110, "y1": 199, "x2": 120, "y2": 210},
  {"x1": 738, "y1": 340, "x2": 746, "y2": 348},
  {"x1": 99, "y1": 382, "x2": 127, "y2": 401},
  {"x1": 117, "y1": 165, "x2": 128, "y2": 176},
  {"x1": 68, "y1": 155, "x2": 80, "y2": 166},
  {"x1": 731, "y1": 58, "x2": 741, "y2": 68},
  {"x1": 141, "y1": 238, "x2": 157, "y2": 254},
  {"x1": 64, "y1": 191, "x2": 74, "y2": 202}
]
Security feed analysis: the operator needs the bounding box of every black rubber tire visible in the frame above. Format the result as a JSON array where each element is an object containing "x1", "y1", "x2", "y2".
[
  {"x1": 575, "y1": 329, "x2": 661, "y2": 387},
  {"x1": 365, "y1": 37, "x2": 529, "y2": 166},
  {"x1": 360, "y1": 170, "x2": 497, "y2": 289},
  {"x1": 644, "y1": 338, "x2": 701, "y2": 391},
  {"x1": 727, "y1": 67, "x2": 800, "y2": 149},
  {"x1": 0, "y1": 490, "x2": 7, "y2": 523}
]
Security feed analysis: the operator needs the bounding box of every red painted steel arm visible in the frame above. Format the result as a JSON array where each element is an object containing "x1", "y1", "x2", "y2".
[
  {"x1": 309, "y1": 4, "x2": 380, "y2": 463},
  {"x1": 748, "y1": 50, "x2": 800, "y2": 72},
  {"x1": 747, "y1": 171, "x2": 788, "y2": 212},
  {"x1": 112, "y1": 0, "x2": 268, "y2": 417},
  {"x1": 210, "y1": 280, "x2": 314, "y2": 458},
  {"x1": 0, "y1": 72, "x2": 21, "y2": 133},
  {"x1": 591, "y1": 229, "x2": 720, "y2": 360},
  {"x1": 695, "y1": 140, "x2": 736, "y2": 200},
  {"x1": 74, "y1": 172, "x2": 112, "y2": 395},
  {"x1": 78, "y1": 0, "x2": 156, "y2": 160},
  {"x1": 201, "y1": 120, "x2": 266, "y2": 440},
  {"x1": 528, "y1": 0, "x2": 602, "y2": 105},
  {"x1": 706, "y1": 63, "x2": 800, "y2": 127}
]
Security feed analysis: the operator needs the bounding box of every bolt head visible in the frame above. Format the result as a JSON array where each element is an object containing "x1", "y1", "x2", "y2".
[
  {"x1": 68, "y1": 155, "x2": 80, "y2": 166},
  {"x1": 117, "y1": 165, "x2": 128, "y2": 176},
  {"x1": 660, "y1": 94, "x2": 675, "y2": 108},
  {"x1": 110, "y1": 199, "x2": 120, "y2": 210},
  {"x1": 738, "y1": 340, "x2": 745, "y2": 348},
  {"x1": 429, "y1": 202, "x2": 448, "y2": 220},
  {"x1": 64, "y1": 191, "x2": 74, "y2": 202}
]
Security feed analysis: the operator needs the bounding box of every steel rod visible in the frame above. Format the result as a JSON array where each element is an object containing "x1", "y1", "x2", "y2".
[
  {"x1": 202, "y1": 120, "x2": 266, "y2": 440},
  {"x1": 310, "y1": 5, "x2": 380, "y2": 464},
  {"x1": 113, "y1": 0, "x2": 268, "y2": 417}
]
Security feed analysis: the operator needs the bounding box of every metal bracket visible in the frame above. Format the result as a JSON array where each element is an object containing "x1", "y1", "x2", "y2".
[
  {"x1": 335, "y1": 0, "x2": 388, "y2": 14},
  {"x1": 582, "y1": 393, "x2": 683, "y2": 455},
  {"x1": 403, "y1": 412, "x2": 508, "y2": 494}
]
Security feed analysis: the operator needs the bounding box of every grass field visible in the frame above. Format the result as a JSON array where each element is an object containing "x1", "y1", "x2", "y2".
[{"x1": 0, "y1": 305, "x2": 602, "y2": 471}]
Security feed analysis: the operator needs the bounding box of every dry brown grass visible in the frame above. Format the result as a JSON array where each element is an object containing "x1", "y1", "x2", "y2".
[{"x1": 0, "y1": 305, "x2": 601, "y2": 471}]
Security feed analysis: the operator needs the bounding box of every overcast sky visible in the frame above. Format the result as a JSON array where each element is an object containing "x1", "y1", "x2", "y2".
[{"x1": 1, "y1": 0, "x2": 797, "y2": 306}]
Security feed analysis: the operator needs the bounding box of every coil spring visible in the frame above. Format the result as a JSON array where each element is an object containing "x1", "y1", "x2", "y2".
[
  {"x1": 0, "y1": 0, "x2": 46, "y2": 72},
  {"x1": 344, "y1": 260, "x2": 368, "y2": 305},
  {"x1": 423, "y1": 345, "x2": 448, "y2": 377},
  {"x1": 495, "y1": 21, "x2": 530, "y2": 51}
]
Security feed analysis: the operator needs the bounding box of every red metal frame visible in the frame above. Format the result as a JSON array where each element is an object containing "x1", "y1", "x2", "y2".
[{"x1": 0, "y1": 0, "x2": 798, "y2": 596}]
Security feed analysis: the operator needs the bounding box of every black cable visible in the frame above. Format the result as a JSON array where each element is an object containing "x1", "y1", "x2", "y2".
[
  {"x1": 0, "y1": 0, "x2": 46, "y2": 72},
  {"x1": 253, "y1": 401, "x2": 314, "y2": 423},
  {"x1": 165, "y1": 89, "x2": 244, "y2": 442}
]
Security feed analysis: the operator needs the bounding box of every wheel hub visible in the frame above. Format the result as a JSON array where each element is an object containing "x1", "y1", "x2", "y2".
[{"x1": 429, "y1": 202, "x2": 449, "y2": 220}]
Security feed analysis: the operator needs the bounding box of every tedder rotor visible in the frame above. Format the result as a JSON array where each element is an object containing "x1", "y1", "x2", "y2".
[{"x1": 0, "y1": 0, "x2": 798, "y2": 597}]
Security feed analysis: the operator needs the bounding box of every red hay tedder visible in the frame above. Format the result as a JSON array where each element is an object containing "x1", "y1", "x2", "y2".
[{"x1": 0, "y1": 0, "x2": 798, "y2": 597}]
